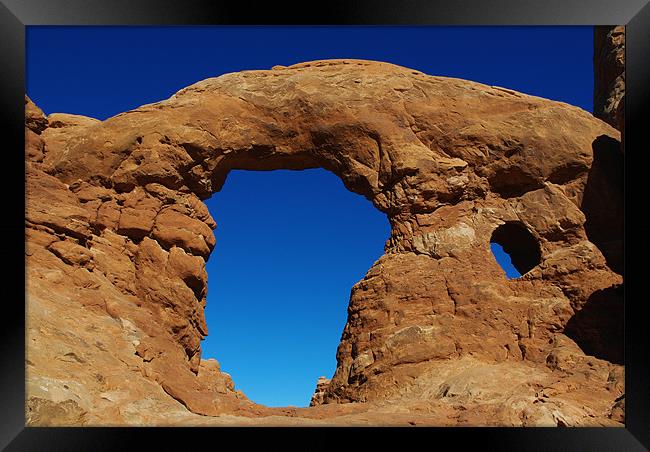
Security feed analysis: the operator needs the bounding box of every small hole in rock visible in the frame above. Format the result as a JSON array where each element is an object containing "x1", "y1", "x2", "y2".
[{"x1": 490, "y1": 222, "x2": 541, "y2": 278}]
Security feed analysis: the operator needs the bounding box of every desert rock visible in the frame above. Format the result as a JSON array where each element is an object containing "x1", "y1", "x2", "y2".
[
  {"x1": 594, "y1": 26, "x2": 625, "y2": 131},
  {"x1": 310, "y1": 377, "x2": 331, "y2": 407}
]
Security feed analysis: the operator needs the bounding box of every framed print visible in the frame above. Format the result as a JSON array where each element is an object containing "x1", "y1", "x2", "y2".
[{"x1": 3, "y1": 0, "x2": 648, "y2": 449}]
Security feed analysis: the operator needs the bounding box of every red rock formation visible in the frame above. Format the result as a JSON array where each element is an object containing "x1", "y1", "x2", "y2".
[
  {"x1": 310, "y1": 377, "x2": 331, "y2": 407},
  {"x1": 25, "y1": 59, "x2": 624, "y2": 426},
  {"x1": 594, "y1": 26, "x2": 625, "y2": 132},
  {"x1": 589, "y1": 26, "x2": 625, "y2": 276}
]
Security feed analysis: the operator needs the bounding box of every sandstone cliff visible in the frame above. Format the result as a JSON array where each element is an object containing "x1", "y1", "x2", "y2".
[{"x1": 26, "y1": 59, "x2": 624, "y2": 426}]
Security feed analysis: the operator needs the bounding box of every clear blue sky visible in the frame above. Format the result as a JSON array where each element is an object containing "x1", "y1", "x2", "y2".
[{"x1": 27, "y1": 26, "x2": 592, "y2": 407}]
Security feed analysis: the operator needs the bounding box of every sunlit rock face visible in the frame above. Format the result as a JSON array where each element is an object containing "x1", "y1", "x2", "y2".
[{"x1": 25, "y1": 59, "x2": 624, "y2": 426}]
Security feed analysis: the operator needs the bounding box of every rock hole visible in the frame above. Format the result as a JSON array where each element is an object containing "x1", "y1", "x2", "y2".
[
  {"x1": 200, "y1": 168, "x2": 390, "y2": 407},
  {"x1": 490, "y1": 222, "x2": 541, "y2": 278}
]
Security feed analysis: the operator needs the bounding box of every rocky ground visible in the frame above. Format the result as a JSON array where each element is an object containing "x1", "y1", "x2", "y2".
[{"x1": 25, "y1": 55, "x2": 624, "y2": 426}]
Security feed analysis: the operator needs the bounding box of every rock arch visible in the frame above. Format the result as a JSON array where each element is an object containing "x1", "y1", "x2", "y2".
[{"x1": 26, "y1": 60, "x2": 624, "y2": 425}]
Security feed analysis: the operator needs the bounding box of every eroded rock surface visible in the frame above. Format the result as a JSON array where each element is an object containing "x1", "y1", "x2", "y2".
[
  {"x1": 310, "y1": 377, "x2": 331, "y2": 407},
  {"x1": 26, "y1": 59, "x2": 624, "y2": 426},
  {"x1": 594, "y1": 25, "x2": 625, "y2": 133}
]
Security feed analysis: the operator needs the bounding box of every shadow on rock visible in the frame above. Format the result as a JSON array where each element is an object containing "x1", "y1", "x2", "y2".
[
  {"x1": 581, "y1": 134, "x2": 624, "y2": 276},
  {"x1": 564, "y1": 284, "x2": 624, "y2": 365}
]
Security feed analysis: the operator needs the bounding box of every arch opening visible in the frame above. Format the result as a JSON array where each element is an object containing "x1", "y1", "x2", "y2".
[
  {"x1": 200, "y1": 168, "x2": 390, "y2": 407},
  {"x1": 490, "y1": 222, "x2": 541, "y2": 278}
]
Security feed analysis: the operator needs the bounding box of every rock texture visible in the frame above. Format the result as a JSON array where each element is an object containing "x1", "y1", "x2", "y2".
[
  {"x1": 594, "y1": 26, "x2": 625, "y2": 134},
  {"x1": 310, "y1": 377, "x2": 331, "y2": 407},
  {"x1": 26, "y1": 59, "x2": 624, "y2": 426},
  {"x1": 590, "y1": 26, "x2": 625, "y2": 276}
]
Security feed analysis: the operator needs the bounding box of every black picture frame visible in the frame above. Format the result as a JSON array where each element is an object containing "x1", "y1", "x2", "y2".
[{"x1": 3, "y1": 0, "x2": 648, "y2": 449}]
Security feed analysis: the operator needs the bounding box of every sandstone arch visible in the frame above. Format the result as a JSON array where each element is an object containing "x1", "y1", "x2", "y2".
[{"x1": 26, "y1": 60, "x2": 624, "y2": 426}]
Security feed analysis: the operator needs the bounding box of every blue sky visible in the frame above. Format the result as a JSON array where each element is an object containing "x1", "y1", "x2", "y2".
[{"x1": 27, "y1": 26, "x2": 591, "y2": 406}]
